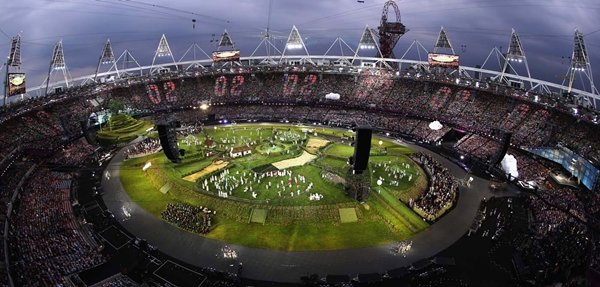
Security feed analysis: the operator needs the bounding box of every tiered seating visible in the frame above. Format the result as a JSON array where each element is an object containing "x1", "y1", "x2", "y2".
[
  {"x1": 409, "y1": 152, "x2": 458, "y2": 221},
  {"x1": 455, "y1": 134, "x2": 501, "y2": 162},
  {"x1": 10, "y1": 170, "x2": 105, "y2": 286}
]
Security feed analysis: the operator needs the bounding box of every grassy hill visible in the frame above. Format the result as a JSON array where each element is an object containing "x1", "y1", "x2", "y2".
[{"x1": 96, "y1": 114, "x2": 153, "y2": 147}]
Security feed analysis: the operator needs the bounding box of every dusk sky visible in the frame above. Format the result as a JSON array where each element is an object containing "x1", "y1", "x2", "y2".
[{"x1": 1, "y1": 0, "x2": 599, "y2": 91}]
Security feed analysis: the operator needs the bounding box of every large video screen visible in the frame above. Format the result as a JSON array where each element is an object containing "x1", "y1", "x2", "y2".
[
  {"x1": 212, "y1": 50, "x2": 240, "y2": 62},
  {"x1": 8, "y1": 73, "x2": 26, "y2": 96},
  {"x1": 428, "y1": 53, "x2": 459, "y2": 69}
]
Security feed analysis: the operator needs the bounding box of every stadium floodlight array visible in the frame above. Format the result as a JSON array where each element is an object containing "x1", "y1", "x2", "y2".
[
  {"x1": 4, "y1": 34, "x2": 23, "y2": 106},
  {"x1": 433, "y1": 27, "x2": 455, "y2": 55},
  {"x1": 358, "y1": 25, "x2": 378, "y2": 51},
  {"x1": 564, "y1": 29, "x2": 597, "y2": 96},
  {"x1": 151, "y1": 34, "x2": 177, "y2": 74},
  {"x1": 99, "y1": 40, "x2": 116, "y2": 64},
  {"x1": 50, "y1": 41, "x2": 67, "y2": 69},
  {"x1": 353, "y1": 25, "x2": 386, "y2": 65},
  {"x1": 281, "y1": 25, "x2": 313, "y2": 64},
  {"x1": 499, "y1": 29, "x2": 532, "y2": 88},
  {"x1": 218, "y1": 30, "x2": 235, "y2": 50},
  {"x1": 95, "y1": 39, "x2": 118, "y2": 82},
  {"x1": 359, "y1": 44, "x2": 377, "y2": 50},
  {"x1": 156, "y1": 35, "x2": 173, "y2": 57},
  {"x1": 284, "y1": 26, "x2": 305, "y2": 50},
  {"x1": 286, "y1": 43, "x2": 303, "y2": 50},
  {"x1": 8, "y1": 35, "x2": 22, "y2": 67},
  {"x1": 43, "y1": 40, "x2": 72, "y2": 95}
]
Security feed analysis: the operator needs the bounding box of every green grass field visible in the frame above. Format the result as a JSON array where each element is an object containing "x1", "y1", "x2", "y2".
[{"x1": 119, "y1": 124, "x2": 432, "y2": 251}]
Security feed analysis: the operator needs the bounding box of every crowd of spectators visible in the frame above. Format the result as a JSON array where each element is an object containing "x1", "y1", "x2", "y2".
[
  {"x1": 512, "y1": 108, "x2": 552, "y2": 147},
  {"x1": 177, "y1": 124, "x2": 203, "y2": 137},
  {"x1": 551, "y1": 111, "x2": 600, "y2": 163},
  {"x1": 50, "y1": 138, "x2": 97, "y2": 166},
  {"x1": 1, "y1": 65, "x2": 600, "y2": 285},
  {"x1": 506, "y1": 152, "x2": 600, "y2": 284},
  {"x1": 520, "y1": 192, "x2": 590, "y2": 282},
  {"x1": 580, "y1": 188, "x2": 600, "y2": 276},
  {"x1": 0, "y1": 83, "x2": 100, "y2": 150},
  {"x1": 455, "y1": 134, "x2": 502, "y2": 163},
  {"x1": 1, "y1": 64, "x2": 599, "y2": 162},
  {"x1": 409, "y1": 152, "x2": 458, "y2": 221},
  {"x1": 0, "y1": 158, "x2": 35, "y2": 284},
  {"x1": 161, "y1": 203, "x2": 213, "y2": 234},
  {"x1": 10, "y1": 169, "x2": 104, "y2": 286},
  {"x1": 163, "y1": 72, "x2": 599, "y2": 157},
  {"x1": 124, "y1": 138, "x2": 161, "y2": 159},
  {"x1": 409, "y1": 120, "x2": 451, "y2": 143},
  {"x1": 509, "y1": 149, "x2": 550, "y2": 183}
]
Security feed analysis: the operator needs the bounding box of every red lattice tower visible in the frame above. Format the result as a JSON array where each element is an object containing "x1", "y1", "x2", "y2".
[{"x1": 378, "y1": 0, "x2": 407, "y2": 59}]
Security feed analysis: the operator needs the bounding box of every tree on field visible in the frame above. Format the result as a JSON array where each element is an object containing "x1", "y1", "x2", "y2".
[{"x1": 108, "y1": 99, "x2": 124, "y2": 115}]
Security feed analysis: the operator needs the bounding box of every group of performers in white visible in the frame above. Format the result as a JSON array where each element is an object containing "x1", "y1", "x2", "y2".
[
  {"x1": 374, "y1": 161, "x2": 414, "y2": 187},
  {"x1": 201, "y1": 168, "x2": 323, "y2": 201}
]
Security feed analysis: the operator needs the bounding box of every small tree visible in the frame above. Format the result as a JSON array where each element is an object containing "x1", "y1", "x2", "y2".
[{"x1": 108, "y1": 99, "x2": 124, "y2": 115}]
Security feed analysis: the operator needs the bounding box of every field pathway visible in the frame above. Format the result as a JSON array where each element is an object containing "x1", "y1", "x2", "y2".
[
  {"x1": 272, "y1": 151, "x2": 317, "y2": 170},
  {"x1": 182, "y1": 160, "x2": 229, "y2": 182}
]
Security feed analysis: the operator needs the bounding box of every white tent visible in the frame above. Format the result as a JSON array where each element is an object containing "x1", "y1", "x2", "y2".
[
  {"x1": 429, "y1": 121, "x2": 443, "y2": 131},
  {"x1": 325, "y1": 93, "x2": 340, "y2": 100},
  {"x1": 501, "y1": 154, "x2": 519, "y2": 179}
]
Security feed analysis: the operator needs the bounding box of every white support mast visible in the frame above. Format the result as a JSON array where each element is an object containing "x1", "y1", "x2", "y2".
[
  {"x1": 280, "y1": 25, "x2": 313, "y2": 65},
  {"x1": 433, "y1": 26, "x2": 455, "y2": 55},
  {"x1": 499, "y1": 29, "x2": 532, "y2": 88},
  {"x1": 217, "y1": 29, "x2": 235, "y2": 51},
  {"x1": 564, "y1": 29, "x2": 598, "y2": 98},
  {"x1": 151, "y1": 34, "x2": 177, "y2": 74},
  {"x1": 95, "y1": 39, "x2": 118, "y2": 82},
  {"x1": 325, "y1": 37, "x2": 355, "y2": 57},
  {"x1": 111, "y1": 49, "x2": 142, "y2": 77},
  {"x1": 324, "y1": 37, "x2": 354, "y2": 66},
  {"x1": 44, "y1": 40, "x2": 72, "y2": 96},
  {"x1": 251, "y1": 31, "x2": 282, "y2": 65},
  {"x1": 353, "y1": 25, "x2": 381, "y2": 64},
  {"x1": 481, "y1": 47, "x2": 507, "y2": 75},
  {"x1": 214, "y1": 29, "x2": 241, "y2": 67},
  {"x1": 179, "y1": 43, "x2": 211, "y2": 71},
  {"x1": 4, "y1": 34, "x2": 22, "y2": 106},
  {"x1": 251, "y1": 0, "x2": 281, "y2": 64},
  {"x1": 399, "y1": 39, "x2": 429, "y2": 71}
]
